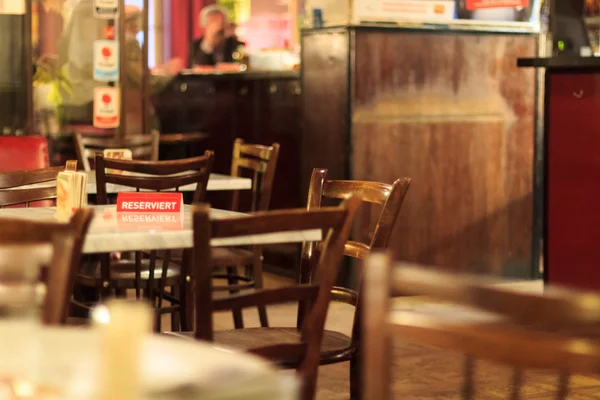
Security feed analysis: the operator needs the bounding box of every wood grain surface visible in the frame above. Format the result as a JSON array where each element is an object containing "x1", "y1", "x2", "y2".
[{"x1": 350, "y1": 30, "x2": 537, "y2": 276}]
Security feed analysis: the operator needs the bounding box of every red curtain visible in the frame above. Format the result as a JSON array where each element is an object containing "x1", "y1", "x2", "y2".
[{"x1": 170, "y1": 0, "x2": 216, "y2": 66}]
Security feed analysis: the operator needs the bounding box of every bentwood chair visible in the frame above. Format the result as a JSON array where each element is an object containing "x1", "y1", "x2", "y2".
[
  {"x1": 212, "y1": 138, "x2": 280, "y2": 329},
  {"x1": 0, "y1": 166, "x2": 64, "y2": 208},
  {"x1": 80, "y1": 152, "x2": 214, "y2": 330},
  {"x1": 74, "y1": 131, "x2": 159, "y2": 171},
  {"x1": 302, "y1": 168, "x2": 411, "y2": 399},
  {"x1": 0, "y1": 208, "x2": 94, "y2": 325},
  {"x1": 176, "y1": 197, "x2": 360, "y2": 400},
  {"x1": 363, "y1": 253, "x2": 600, "y2": 399}
]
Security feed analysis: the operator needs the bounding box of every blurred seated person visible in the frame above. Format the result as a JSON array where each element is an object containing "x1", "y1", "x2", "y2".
[
  {"x1": 189, "y1": 5, "x2": 240, "y2": 66},
  {"x1": 226, "y1": 23, "x2": 245, "y2": 48},
  {"x1": 58, "y1": 1, "x2": 182, "y2": 134}
]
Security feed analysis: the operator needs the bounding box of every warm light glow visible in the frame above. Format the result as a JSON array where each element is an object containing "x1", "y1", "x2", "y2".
[
  {"x1": 92, "y1": 305, "x2": 111, "y2": 325},
  {"x1": 12, "y1": 379, "x2": 36, "y2": 397}
]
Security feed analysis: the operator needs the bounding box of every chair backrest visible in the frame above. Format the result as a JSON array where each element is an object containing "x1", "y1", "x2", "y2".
[
  {"x1": 0, "y1": 136, "x2": 49, "y2": 172},
  {"x1": 193, "y1": 196, "x2": 361, "y2": 400},
  {"x1": 306, "y1": 168, "x2": 411, "y2": 260},
  {"x1": 94, "y1": 151, "x2": 215, "y2": 204},
  {"x1": 159, "y1": 132, "x2": 210, "y2": 145},
  {"x1": 230, "y1": 138, "x2": 280, "y2": 212},
  {"x1": 302, "y1": 168, "x2": 411, "y2": 339},
  {"x1": 0, "y1": 166, "x2": 64, "y2": 208},
  {"x1": 74, "y1": 132, "x2": 159, "y2": 172},
  {"x1": 0, "y1": 208, "x2": 94, "y2": 325},
  {"x1": 362, "y1": 253, "x2": 600, "y2": 400}
]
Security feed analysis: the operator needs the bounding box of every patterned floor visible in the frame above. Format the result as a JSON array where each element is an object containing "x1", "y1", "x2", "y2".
[{"x1": 213, "y1": 278, "x2": 600, "y2": 399}]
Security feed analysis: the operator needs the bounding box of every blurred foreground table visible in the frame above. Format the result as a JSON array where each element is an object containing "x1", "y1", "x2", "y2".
[{"x1": 0, "y1": 325, "x2": 297, "y2": 399}]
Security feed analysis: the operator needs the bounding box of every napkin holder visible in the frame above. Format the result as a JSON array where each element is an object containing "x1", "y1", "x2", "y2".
[
  {"x1": 55, "y1": 160, "x2": 88, "y2": 220},
  {"x1": 103, "y1": 148, "x2": 132, "y2": 175}
]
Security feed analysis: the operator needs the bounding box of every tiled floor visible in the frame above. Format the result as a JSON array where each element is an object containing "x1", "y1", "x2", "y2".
[{"x1": 212, "y1": 277, "x2": 600, "y2": 399}]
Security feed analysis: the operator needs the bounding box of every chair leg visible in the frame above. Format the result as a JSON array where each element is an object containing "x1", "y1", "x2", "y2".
[
  {"x1": 251, "y1": 250, "x2": 269, "y2": 327},
  {"x1": 350, "y1": 353, "x2": 361, "y2": 400},
  {"x1": 170, "y1": 285, "x2": 181, "y2": 332},
  {"x1": 154, "y1": 311, "x2": 161, "y2": 333},
  {"x1": 180, "y1": 249, "x2": 193, "y2": 331},
  {"x1": 227, "y1": 266, "x2": 244, "y2": 329}
]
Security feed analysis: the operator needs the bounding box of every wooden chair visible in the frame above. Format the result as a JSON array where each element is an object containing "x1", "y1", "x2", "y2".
[
  {"x1": 362, "y1": 253, "x2": 600, "y2": 400},
  {"x1": 0, "y1": 166, "x2": 64, "y2": 208},
  {"x1": 80, "y1": 152, "x2": 214, "y2": 330},
  {"x1": 74, "y1": 131, "x2": 159, "y2": 172},
  {"x1": 158, "y1": 132, "x2": 211, "y2": 161},
  {"x1": 302, "y1": 168, "x2": 411, "y2": 399},
  {"x1": 184, "y1": 196, "x2": 361, "y2": 400},
  {"x1": 212, "y1": 138, "x2": 280, "y2": 329},
  {"x1": 0, "y1": 208, "x2": 94, "y2": 325},
  {"x1": 158, "y1": 132, "x2": 210, "y2": 146}
]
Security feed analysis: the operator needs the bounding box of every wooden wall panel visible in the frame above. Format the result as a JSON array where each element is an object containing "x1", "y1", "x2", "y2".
[
  {"x1": 351, "y1": 31, "x2": 536, "y2": 276},
  {"x1": 301, "y1": 29, "x2": 350, "y2": 197}
]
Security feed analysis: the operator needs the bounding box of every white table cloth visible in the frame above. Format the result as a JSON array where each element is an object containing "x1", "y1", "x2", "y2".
[
  {"x1": 0, "y1": 205, "x2": 321, "y2": 254},
  {"x1": 0, "y1": 324, "x2": 297, "y2": 399}
]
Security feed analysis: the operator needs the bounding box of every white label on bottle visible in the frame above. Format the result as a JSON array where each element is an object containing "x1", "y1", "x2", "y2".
[
  {"x1": 0, "y1": 0, "x2": 25, "y2": 14},
  {"x1": 93, "y1": 87, "x2": 120, "y2": 129},
  {"x1": 353, "y1": 0, "x2": 455, "y2": 22},
  {"x1": 93, "y1": 0, "x2": 118, "y2": 19},
  {"x1": 94, "y1": 40, "x2": 119, "y2": 82}
]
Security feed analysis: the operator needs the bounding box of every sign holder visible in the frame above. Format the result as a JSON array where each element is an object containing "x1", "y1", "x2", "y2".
[
  {"x1": 25, "y1": 0, "x2": 33, "y2": 134},
  {"x1": 117, "y1": 0, "x2": 126, "y2": 137},
  {"x1": 142, "y1": 0, "x2": 149, "y2": 134},
  {"x1": 115, "y1": 0, "x2": 150, "y2": 136}
]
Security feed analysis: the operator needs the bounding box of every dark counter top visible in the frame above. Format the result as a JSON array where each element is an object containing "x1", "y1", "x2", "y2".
[
  {"x1": 302, "y1": 21, "x2": 538, "y2": 35},
  {"x1": 178, "y1": 70, "x2": 299, "y2": 80},
  {"x1": 518, "y1": 57, "x2": 600, "y2": 69}
]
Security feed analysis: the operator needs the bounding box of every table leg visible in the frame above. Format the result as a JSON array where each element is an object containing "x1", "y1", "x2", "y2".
[{"x1": 180, "y1": 248, "x2": 194, "y2": 332}]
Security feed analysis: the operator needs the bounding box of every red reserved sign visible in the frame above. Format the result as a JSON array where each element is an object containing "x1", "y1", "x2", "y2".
[
  {"x1": 117, "y1": 213, "x2": 183, "y2": 231},
  {"x1": 116, "y1": 193, "x2": 183, "y2": 213},
  {"x1": 465, "y1": 0, "x2": 528, "y2": 10}
]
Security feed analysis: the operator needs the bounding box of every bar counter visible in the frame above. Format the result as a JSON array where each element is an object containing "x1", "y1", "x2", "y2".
[
  {"x1": 302, "y1": 25, "x2": 538, "y2": 277},
  {"x1": 518, "y1": 56, "x2": 600, "y2": 290},
  {"x1": 153, "y1": 69, "x2": 302, "y2": 210}
]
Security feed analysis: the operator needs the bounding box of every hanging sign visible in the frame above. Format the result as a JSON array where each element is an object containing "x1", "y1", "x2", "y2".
[
  {"x1": 465, "y1": 0, "x2": 528, "y2": 10},
  {"x1": 93, "y1": 40, "x2": 119, "y2": 82},
  {"x1": 353, "y1": 0, "x2": 455, "y2": 22},
  {"x1": 93, "y1": 0, "x2": 118, "y2": 19},
  {"x1": 93, "y1": 87, "x2": 120, "y2": 129},
  {"x1": 0, "y1": 0, "x2": 25, "y2": 14}
]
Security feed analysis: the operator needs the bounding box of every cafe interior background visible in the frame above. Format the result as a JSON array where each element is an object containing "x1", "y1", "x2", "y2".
[{"x1": 6, "y1": 0, "x2": 600, "y2": 397}]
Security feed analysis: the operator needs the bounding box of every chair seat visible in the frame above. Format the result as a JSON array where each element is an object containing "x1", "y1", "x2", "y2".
[
  {"x1": 66, "y1": 317, "x2": 90, "y2": 326},
  {"x1": 158, "y1": 247, "x2": 254, "y2": 268},
  {"x1": 78, "y1": 258, "x2": 181, "y2": 288},
  {"x1": 166, "y1": 328, "x2": 355, "y2": 366},
  {"x1": 63, "y1": 125, "x2": 113, "y2": 136},
  {"x1": 210, "y1": 247, "x2": 254, "y2": 266}
]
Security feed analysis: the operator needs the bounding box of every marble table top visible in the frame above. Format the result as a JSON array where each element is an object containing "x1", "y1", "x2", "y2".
[
  {"x1": 10, "y1": 172, "x2": 252, "y2": 193},
  {"x1": 0, "y1": 205, "x2": 321, "y2": 254}
]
